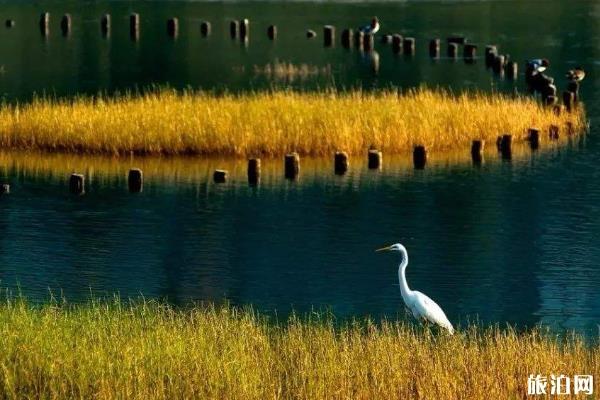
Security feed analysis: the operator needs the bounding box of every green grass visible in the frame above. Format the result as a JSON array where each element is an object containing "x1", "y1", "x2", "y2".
[{"x1": 0, "y1": 298, "x2": 596, "y2": 399}]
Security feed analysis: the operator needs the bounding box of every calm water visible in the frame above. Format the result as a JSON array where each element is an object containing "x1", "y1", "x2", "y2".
[{"x1": 0, "y1": 0, "x2": 599, "y2": 334}]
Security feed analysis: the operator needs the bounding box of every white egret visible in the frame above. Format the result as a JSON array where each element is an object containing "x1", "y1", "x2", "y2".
[{"x1": 376, "y1": 243, "x2": 454, "y2": 334}]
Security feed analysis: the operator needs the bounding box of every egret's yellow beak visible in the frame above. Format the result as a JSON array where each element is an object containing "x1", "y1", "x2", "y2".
[{"x1": 375, "y1": 245, "x2": 393, "y2": 252}]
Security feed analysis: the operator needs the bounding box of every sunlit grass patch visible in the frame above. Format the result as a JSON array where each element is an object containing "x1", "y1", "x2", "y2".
[
  {"x1": 0, "y1": 298, "x2": 597, "y2": 399},
  {"x1": 0, "y1": 88, "x2": 585, "y2": 157}
]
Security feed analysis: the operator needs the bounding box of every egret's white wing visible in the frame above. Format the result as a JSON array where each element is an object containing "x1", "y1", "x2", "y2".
[{"x1": 412, "y1": 290, "x2": 454, "y2": 334}]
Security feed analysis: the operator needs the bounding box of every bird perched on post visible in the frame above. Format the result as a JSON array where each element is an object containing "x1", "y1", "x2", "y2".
[
  {"x1": 566, "y1": 66, "x2": 585, "y2": 82},
  {"x1": 358, "y1": 17, "x2": 380, "y2": 35},
  {"x1": 527, "y1": 58, "x2": 550, "y2": 75}
]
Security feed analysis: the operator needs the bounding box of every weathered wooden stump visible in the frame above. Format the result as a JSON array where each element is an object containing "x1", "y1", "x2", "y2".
[
  {"x1": 200, "y1": 21, "x2": 211, "y2": 36},
  {"x1": 285, "y1": 153, "x2": 300, "y2": 179},
  {"x1": 69, "y1": 173, "x2": 85, "y2": 195},
  {"x1": 323, "y1": 25, "x2": 335, "y2": 47},
  {"x1": 528, "y1": 128, "x2": 540, "y2": 150},
  {"x1": 499, "y1": 134, "x2": 512, "y2": 159},
  {"x1": 485, "y1": 45, "x2": 497, "y2": 68},
  {"x1": 447, "y1": 42, "x2": 458, "y2": 58},
  {"x1": 392, "y1": 34, "x2": 403, "y2": 54},
  {"x1": 213, "y1": 170, "x2": 227, "y2": 183},
  {"x1": 61, "y1": 14, "x2": 71, "y2": 36},
  {"x1": 306, "y1": 29, "x2": 316, "y2": 39},
  {"x1": 505, "y1": 61, "x2": 518, "y2": 79},
  {"x1": 334, "y1": 151, "x2": 349, "y2": 175},
  {"x1": 364, "y1": 33, "x2": 374, "y2": 51},
  {"x1": 5, "y1": 19, "x2": 14, "y2": 28},
  {"x1": 413, "y1": 146, "x2": 427, "y2": 169},
  {"x1": 167, "y1": 17, "x2": 178, "y2": 38},
  {"x1": 493, "y1": 55, "x2": 505, "y2": 74},
  {"x1": 230, "y1": 20, "x2": 239, "y2": 38},
  {"x1": 341, "y1": 28, "x2": 352, "y2": 48},
  {"x1": 471, "y1": 140, "x2": 484, "y2": 164},
  {"x1": 463, "y1": 44, "x2": 477, "y2": 62},
  {"x1": 354, "y1": 31, "x2": 364, "y2": 49},
  {"x1": 240, "y1": 19, "x2": 249, "y2": 40},
  {"x1": 429, "y1": 39, "x2": 440, "y2": 58},
  {"x1": 246, "y1": 158, "x2": 261, "y2": 185},
  {"x1": 567, "y1": 81, "x2": 579, "y2": 103},
  {"x1": 267, "y1": 25, "x2": 276, "y2": 40},
  {"x1": 403, "y1": 37, "x2": 415, "y2": 55},
  {"x1": 39, "y1": 12, "x2": 50, "y2": 37},
  {"x1": 128, "y1": 168, "x2": 143, "y2": 192},
  {"x1": 563, "y1": 91, "x2": 575, "y2": 112},
  {"x1": 100, "y1": 14, "x2": 110, "y2": 36},
  {"x1": 380, "y1": 34, "x2": 392, "y2": 44},
  {"x1": 549, "y1": 124, "x2": 559, "y2": 140},
  {"x1": 130, "y1": 13, "x2": 139, "y2": 40},
  {"x1": 0, "y1": 184, "x2": 9, "y2": 195},
  {"x1": 368, "y1": 149, "x2": 382, "y2": 169}
]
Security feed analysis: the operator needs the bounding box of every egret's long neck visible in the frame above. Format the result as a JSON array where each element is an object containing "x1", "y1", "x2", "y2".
[{"x1": 398, "y1": 249, "x2": 412, "y2": 301}]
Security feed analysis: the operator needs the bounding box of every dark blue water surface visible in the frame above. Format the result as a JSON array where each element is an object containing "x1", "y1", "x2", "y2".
[{"x1": 0, "y1": 0, "x2": 599, "y2": 334}]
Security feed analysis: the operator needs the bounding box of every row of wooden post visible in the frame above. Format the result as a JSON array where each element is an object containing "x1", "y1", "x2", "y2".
[{"x1": 0, "y1": 125, "x2": 573, "y2": 196}]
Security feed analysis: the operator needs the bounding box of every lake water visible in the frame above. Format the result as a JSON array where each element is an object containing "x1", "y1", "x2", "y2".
[{"x1": 0, "y1": 0, "x2": 599, "y2": 334}]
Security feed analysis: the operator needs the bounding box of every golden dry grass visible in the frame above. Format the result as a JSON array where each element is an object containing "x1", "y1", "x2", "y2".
[
  {"x1": 0, "y1": 299, "x2": 597, "y2": 400},
  {"x1": 0, "y1": 89, "x2": 585, "y2": 157}
]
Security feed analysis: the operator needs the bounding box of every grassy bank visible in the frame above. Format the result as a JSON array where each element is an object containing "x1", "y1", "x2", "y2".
[
  {"x1": 0, "y1": 89, "x2": 585, "y2": 156},
  {"x1": 0, "y1": 300, "x2": 597, "y2": 399}
]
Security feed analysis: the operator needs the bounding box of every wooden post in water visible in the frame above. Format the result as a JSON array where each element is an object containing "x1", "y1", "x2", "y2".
[
  {"x1": 167, "y1": 17, "x2": 178, "y2": 38},
  {"x1": 341, "y1": 28, "x2": 352, "y2": 48},
  {"x1": 69, "y1": 173, "x2": 85, "y2": 195},
  {"x1": 392, "y1": 34, "x2": 402, "y2": 54},
  {"x1": 0, "y1": 184, "x2": 9, "y2": 195},
  {"x1": 567, "y1": 81, "x2": 579, "y2": 103},
  {"x1": 429, "y1": 39, "x2": 440, "y2": 58},
  {"x1": 485, "y1": 45, "x2": 497, "y2": 68},
  {"x1": 285, "y1": 153, "x2": 300, "y2": 179},
  {"x1": 213, "y1": 170, "x2": 228, "y2": 183},
  {"x1": 563, "y1": 91, "x2": 575, "y2": 112},
  {"x1": 5, "y1": 19, "x2": 15, "y2": 28},
  {"x1": 267, "y1": 25, "x2": 277, "y2": 40},
  {"x1": 403, "y1": 37, "x2": 415, "y2": 55},
  {"x1": 323, "y1": 25, "x2": 335, "y2": 47},
  {"x1": 130, "y1": 13, "x2": 140, "y2": 40},
  {"x1": 528, "y1": 128, "x2": 540, "y2": 150},
  {"x1": 380, "y1": 34, "x2": 392, "y2": 44},
  {"x1": 493, "y1": 55, "x2": 505, "y2": 74},
  {"x1": 364, "y1": 33, "x2": 374, "y2": 51},
  {"x1": 61, "y1": 14, "x2": 71, "y2": 36},
  {"x1": 447, "y1": 43, "x2": 458, "y2": 58},
  {"x1": 306, "y1": 30, "x2": 316, "y2": 39},
  {"x1": 248, "y1": 158, "x2": 261, "y2": 185},
  {"x1": 549, "y1": 124, "x2": 559, "y2": 140},
  {"x1": 39, "y1": 12, "x2": 50, "y2": 37},
  {"x1": 230, "y1": 20, "x2": 239, "y2": 38},
  {"x1": 471, "y1": 140, "x2": 484, "y2": 164},
  {"x1": 354, "y1": 31, "x2": 364, "y2": 50},
  {"x1": 200, "y1": 21, "x2": 211, "y2": 36},
  {"x1": 463, "y1": 44, "x2": 477, "y2": 62},
  {"x1": 100, "y1": 14, "x2": 110, "y2": 37},
  {"x1": 334, "y1": 151, "x2": 349, "y2": 175},
  {"x1": 240, "y1": 19, "x2": 249, "y2": 40},
  {"x1": 128, "y1": 168, "x2": 143, "y2": 193},
  {"x1": 505, "y1": 61, "x2": 518, "y2": 80},
  {"x1": 413, "y1": 146, "x2": 427, "y2": 169},
  {"x1": 499, "y1": 134, "x2": 512, "y2": 159},
  {"x1": 368, "y1": 149, "x2": 382, "y2": 169}
]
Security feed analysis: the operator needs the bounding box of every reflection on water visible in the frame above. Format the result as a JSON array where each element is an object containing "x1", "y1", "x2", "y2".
[{"x1": 0, "y1": 134, "x2": 598, "y2": 336}]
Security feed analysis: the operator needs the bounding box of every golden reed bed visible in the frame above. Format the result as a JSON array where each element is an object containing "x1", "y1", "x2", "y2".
[
  {"x1": 0, "y1": 300, "x2": 596, "y2": 400},
  {"x1": 0, "y1": 89, "x2": 585, "y2": 157}
]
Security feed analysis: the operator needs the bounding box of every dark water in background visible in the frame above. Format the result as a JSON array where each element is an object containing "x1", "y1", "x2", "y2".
[{"x1": 0, "y1": 0, "x2": 600, "y2": 334}]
